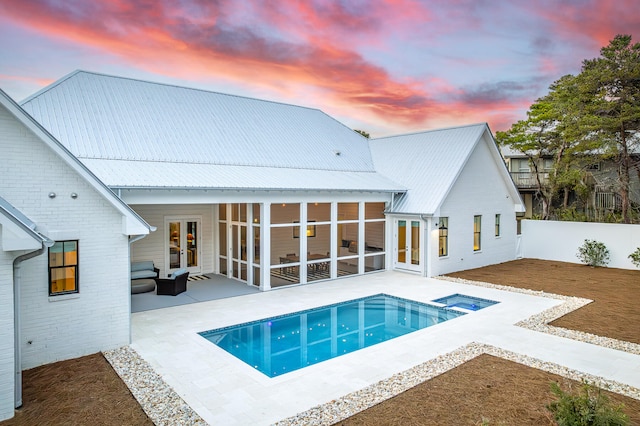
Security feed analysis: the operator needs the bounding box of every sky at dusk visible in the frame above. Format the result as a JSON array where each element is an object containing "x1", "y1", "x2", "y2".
[{"x1": 0, "y1": 0, "x2": 638, "y2": 137}]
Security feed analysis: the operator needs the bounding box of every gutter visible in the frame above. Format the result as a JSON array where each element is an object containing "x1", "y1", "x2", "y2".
[
  {"x1": 13, "y1": 240, "x2": 53, "y2": 408},
  {"x1": 129, "y1": 234, "x2": 149, "y2": 244}
]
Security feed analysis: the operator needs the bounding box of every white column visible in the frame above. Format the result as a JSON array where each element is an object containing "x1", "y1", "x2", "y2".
[
  {"x1": 261, "y1": 202, "x2": 271, "y2": 290},
  {"x1": 330, "y1": 202, "x2": 338, "y2": 278},
  {"x1": 300, "y1": 202, "x2": 308, "y2": 284},
  {"x1": 358, "y1": 202, "x2": 365, "y2": 274}
]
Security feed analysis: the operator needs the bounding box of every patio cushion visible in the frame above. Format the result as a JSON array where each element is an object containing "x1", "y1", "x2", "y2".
[
  {"x1": 131, "y1": 260, "x2": 154, "y2": 272},
  {"x1": 131, "y1": 269, "x2": 157, "y2": 279},
  {"x1": 131, "y1": 261, "x2": 158, "y2": 279},
  {"x1": 170, "y1": 268, "x2": 187, "y2": 279}
]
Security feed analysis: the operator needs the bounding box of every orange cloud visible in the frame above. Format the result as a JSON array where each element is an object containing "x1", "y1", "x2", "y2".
[{"x1": 6, "y1": 0, "x2": 630, "y2": 135}]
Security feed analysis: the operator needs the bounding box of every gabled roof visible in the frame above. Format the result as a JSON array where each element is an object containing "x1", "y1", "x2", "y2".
[
  {"x1": 369, "y1": 123, "x2": 524, "y2": 215},
  {"x1": 0, "y1": 88, "x2": 154, "y2": 235},
  {"x1": 0, "y1": 195, "x2": 53, "y2": 251},
  {"x1": 21, "y1": 70, "x2": 404, "y2": 192}
]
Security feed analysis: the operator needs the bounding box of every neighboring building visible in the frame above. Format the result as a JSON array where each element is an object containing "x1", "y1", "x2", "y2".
[
  {"x1": 0, "y1": 89, "x2": 152, "y2": 420},
  {"x1": 501, "y1": 145, "x2": 640, "y2": 220}
]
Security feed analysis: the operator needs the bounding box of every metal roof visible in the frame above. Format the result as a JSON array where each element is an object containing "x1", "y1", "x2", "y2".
[
  {"x1": 0, "y1": 88, "x2": 154, "y2": 235},
  {"x1": 81, "y1": 159, "x2": 404, "y2": 192},
  {"x1": 370, "y1": 123, "x2": 501, "y2": 214},
  {"x1": 21, "y1": 71, "x2": 377, "y2": 173}
]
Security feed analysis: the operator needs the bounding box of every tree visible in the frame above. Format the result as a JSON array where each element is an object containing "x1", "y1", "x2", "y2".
[
  {"x1": 496, "y1": 75, "x2": 590, "y2": 219},
  {"x1": 577, "y1": 35, "x2": 640, "y2": 223},
  {"x1": 499, "y1": 34, "x2": 640, "y2": 223},
  {"x1": 354, "y1": 129, "x2": 370, "y2": 138}
]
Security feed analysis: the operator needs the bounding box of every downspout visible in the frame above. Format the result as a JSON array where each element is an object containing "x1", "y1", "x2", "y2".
[{"x1": 13, "y1": 243, "x2": 50, "y2": 408}]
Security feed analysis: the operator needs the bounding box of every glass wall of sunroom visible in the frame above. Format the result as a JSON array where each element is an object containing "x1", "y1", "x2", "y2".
[{"x1": 217, "y1": 201, "x2": 386, "y2": 290}]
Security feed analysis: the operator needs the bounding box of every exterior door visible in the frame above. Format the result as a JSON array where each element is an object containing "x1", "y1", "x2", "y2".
[
  {"x1": 166, "y1": 217, "x2": 201, "y2": 276},
  {"x1": 394, "y1": 218, "x2": 421, "y2": 272}
]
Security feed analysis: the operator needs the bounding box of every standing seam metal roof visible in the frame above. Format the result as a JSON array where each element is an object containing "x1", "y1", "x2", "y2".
[
  {"x1": 369, "y1": 123, "x2": 490, "y2": 214},
  {"x1": 21, "y1": 71, "x2": 377, "y2": 172}
]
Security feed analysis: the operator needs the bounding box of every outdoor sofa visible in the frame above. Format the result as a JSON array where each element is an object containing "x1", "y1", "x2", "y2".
[{"x1": 130, "y1": 261, "x2": 159, "y2": 294}]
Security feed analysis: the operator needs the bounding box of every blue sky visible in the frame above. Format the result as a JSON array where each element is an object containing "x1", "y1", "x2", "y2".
[{"x1": 0, "y1": 0, "x2": 637, "y2": 136}]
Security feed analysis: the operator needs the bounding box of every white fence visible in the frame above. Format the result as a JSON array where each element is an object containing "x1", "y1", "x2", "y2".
[{"x1": 521, "y1": 219, "x2": 640, "y2": 270}]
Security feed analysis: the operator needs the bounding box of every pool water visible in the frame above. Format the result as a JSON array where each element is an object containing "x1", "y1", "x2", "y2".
[
  {"x1": 199, "y1": 294, "x2": 465, "y2": 377},
  {"x1": 431, "y1": 294, "x2": 499, "y2": 311}
]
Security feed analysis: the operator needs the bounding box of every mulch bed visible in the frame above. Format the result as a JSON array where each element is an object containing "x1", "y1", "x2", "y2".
[
  {"x1": 1, "y1": 353, "x2": 151, "y2": 426},
  {"x1": 2, "y1": 259, "x2": 639, "y2": 425},
  {"x1": 336, "y1": 354, "x2": 640, "y2": 425}
]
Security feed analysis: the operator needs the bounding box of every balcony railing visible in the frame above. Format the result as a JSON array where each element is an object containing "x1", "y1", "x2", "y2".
[{"x1": 510, "y1": 171, "x2": 549, "y2": 189}]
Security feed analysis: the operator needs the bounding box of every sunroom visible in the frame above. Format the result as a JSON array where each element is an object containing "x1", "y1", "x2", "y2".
[{"x1": 128, "y1": 194, "x2": 396, "y2": 292}]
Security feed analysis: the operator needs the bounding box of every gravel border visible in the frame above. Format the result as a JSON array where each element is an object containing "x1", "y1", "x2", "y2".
[
  {"x1": 106, "y1": 277, "x2": 640, "y2": 425},
  {"x1": 103, "y1": 346, "x2": 206, "y2": 426}
]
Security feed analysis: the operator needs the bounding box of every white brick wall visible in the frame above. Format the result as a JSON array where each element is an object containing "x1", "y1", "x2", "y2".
[
  {"x1": 1, "y1": 105, "x2": 131, "y2": 376},
  {"x1": 430, "y1": 137, "x2": 518, "y2": 276},
  {"x1": 0, "y1": 250, "x2": 15, "y2": 420}
]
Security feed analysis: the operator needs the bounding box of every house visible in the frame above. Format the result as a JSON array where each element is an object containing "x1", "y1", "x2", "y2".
[
  {"x1": 1, "y1": 69, "x2": 523, "y2": 420},
  {"x1": 0, "y1": 89, "x2": 153, "y2": 420},
  {"x1": 370, "y1": 125, "x2": 524, "y2": 277},
  {"x1": 20, "y1": 70, "x2": 523, "y2": 286}
]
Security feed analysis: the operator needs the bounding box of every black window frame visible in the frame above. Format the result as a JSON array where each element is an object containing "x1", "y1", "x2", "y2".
[
  {"x1": 48, "y1": 240, "x2": 79, "y2": 296},
  {"x1": 438, "y1": 217, "x2": 448, "y2": 257},
  {"x1": 495, "y1": 214, "x2": 501, "y2": 237},
  {"x1": 473, "y1": 215, "x2": 482, "y2": 251}
]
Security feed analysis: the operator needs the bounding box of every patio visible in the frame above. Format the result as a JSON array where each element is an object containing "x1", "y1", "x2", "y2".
[
  {"x1": 128, "y1": 271, "x2": 640, "y2": 425},
  {"x1": 131, "y1": 274, "x2": 260, "y2": 313}
]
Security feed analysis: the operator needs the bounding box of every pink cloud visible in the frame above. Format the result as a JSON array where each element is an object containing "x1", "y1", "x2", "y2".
[
  {"x1": 3, "y1": 0, "x2": 635, "y2": 135},
  {"x1": 529, "y1": 0, "x2": 640, "y2": 53},
  {"x1": 0, "y1": 1, "x2": 443, "y2": 127}
]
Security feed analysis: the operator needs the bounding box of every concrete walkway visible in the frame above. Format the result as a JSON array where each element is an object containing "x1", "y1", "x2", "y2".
[{"x1": 130, "y1": 271, "x2": 640, "y2": 425}]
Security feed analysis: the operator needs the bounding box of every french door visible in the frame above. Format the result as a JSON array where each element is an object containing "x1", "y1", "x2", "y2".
[
  {"x1": 165, "y1": 217, "x2": 201, "y2": 276},
  {"x1": 394, "y1": 218, "x2": 421, "y2": 272}
]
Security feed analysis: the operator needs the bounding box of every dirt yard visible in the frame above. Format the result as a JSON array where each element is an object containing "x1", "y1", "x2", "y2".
[{"x1": 2, "y1": 259, "x2": 639, "y2": 425}]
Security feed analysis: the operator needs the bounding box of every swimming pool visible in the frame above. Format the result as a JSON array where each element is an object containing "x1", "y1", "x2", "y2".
[
  {"x1": 431, "y1": 293, "x2": 499, "y2": 311},
  {"x1": 199, "y1": 294, "x2": 465, "y2": 377}
]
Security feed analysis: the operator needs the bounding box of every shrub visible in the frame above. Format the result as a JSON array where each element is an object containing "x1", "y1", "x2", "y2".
[
  {"x1": 546, "y1": 381, "x2": 628, "y2": 426},
  {"x1": 576, "y1": 239, "x2": 610, "y2": 267},
  {"x1": 629, "y1": 248, "x2": 640, "y2": 268}
]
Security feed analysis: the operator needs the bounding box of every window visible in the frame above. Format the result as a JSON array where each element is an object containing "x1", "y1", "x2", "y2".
[
  {"x1": 473, "y1": 216, "x2": 481, "y2": 251},
  {"x1": 49, "y1": 240, "x2": 79, "y2": 296},
  {"x1": 438, "y1": 217, "x2": 448, "y2": 257},
  {"x1": 495, "y1": 214, "x2": 501, "y2": 237}
]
